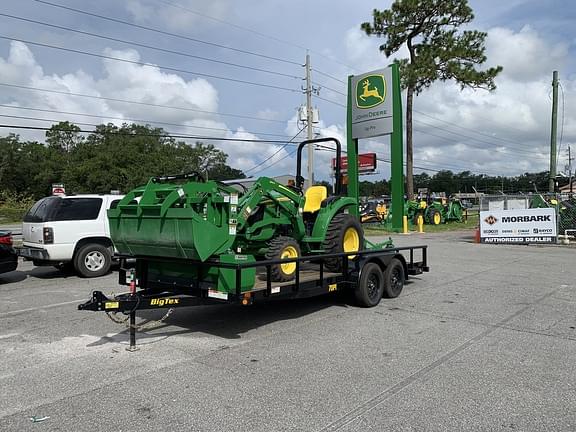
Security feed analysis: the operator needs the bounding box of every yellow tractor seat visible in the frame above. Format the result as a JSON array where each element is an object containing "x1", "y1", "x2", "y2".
[{"x1": 303, "y1": 186, "x2": 328, "y2": 213}]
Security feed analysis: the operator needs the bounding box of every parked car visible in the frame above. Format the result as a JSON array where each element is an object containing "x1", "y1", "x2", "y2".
[
  {"x1": 18, "y1": 194, "x2": 123, "y2": 278},
  {"x1": 0, "y1": 231, "x2": 18, "y2": 275}
]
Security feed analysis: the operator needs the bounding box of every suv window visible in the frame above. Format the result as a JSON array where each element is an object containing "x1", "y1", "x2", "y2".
[
  {"x1": 23, "y1": 197, "x2": 60, "y2": 222},
  {"x1": 52, "y1": 198, "x2": 103, "y2": 221}
]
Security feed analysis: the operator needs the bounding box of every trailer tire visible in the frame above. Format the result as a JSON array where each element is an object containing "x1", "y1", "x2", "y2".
[
  {"x1": 266, "y1": 236, "x2": 301, "y2": 282},
  {"x1": 355, "y1": 262, "x2": 384, "y2": 307},
  {"x1": 323, "y1": 213, "x2": 364, "y2": 272},
  {"x1": 74, "y1": 243, "x2": 112, "y2": 278},
  {"x1": 383, "y1": 258, "x2": 405, "y2": 298}
]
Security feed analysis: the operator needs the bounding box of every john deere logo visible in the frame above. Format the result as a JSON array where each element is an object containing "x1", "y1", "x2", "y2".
[
  {"x1": 485, "y1": 215, "x2": 498, "y2": 225},
  {"x1": 356, "y1": 75, "x2": 386, "y2": 109}
]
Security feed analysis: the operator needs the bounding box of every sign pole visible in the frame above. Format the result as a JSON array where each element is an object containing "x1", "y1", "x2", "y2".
[
  {"x1": 346, "y1": 74, "x2": 360, "y2": 217},
  {"x1": 390, "y1": 63, "x2": 404, "y2": 231},
  {"x1": 347, "y1": 64, "x2": 403, "y2": 227}
]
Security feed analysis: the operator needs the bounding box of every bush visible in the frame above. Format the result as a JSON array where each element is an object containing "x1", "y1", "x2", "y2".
[
  {"x1": 0, "y1": 190, "x2": 35, "y2": 223},
  {"x1": 0, "y1": 208, "x2": 27, "y2": 223}
]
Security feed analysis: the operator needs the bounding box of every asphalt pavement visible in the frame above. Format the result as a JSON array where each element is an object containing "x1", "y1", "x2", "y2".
[{"x1": 1, "y1": 230, "x2": 575, "y2": 431}]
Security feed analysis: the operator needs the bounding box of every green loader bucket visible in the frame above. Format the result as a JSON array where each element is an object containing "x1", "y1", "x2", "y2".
[{"x1": 109, "y1": 178, "x2": 236, "y2": 261}]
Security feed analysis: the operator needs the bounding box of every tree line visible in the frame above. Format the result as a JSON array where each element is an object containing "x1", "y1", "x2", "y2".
[
  {"x1": 0, "y1": 120, "x2": 561, "y2": 203},
  {"x1": 359, "y1": 170, "x2": 556, "y2": 198},
  {"x1": 0, "y1": 121, "x2": 244, "y2": 200}
]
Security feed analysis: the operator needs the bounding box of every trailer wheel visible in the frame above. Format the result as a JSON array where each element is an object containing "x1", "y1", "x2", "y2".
[
  {"x1": 383, "y1": 258, "x2": 405, "y2": 298},
  {"x1": 266, "y1": 236, "x2": 301, "y2": 282},
  {"x1": 355, "y1": 262, "x2": 384, "y2": 307},
  {"x1": 74, "y1": 243, "x2": 112, "y2": 278},
  {"x1": 323, "y1": 213, "x2": 364, "y2": 272}
]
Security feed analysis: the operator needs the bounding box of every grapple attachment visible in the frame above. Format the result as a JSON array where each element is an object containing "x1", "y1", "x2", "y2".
[{"x1": 108, "y1": 175, "x2": 239, "y2": 261}]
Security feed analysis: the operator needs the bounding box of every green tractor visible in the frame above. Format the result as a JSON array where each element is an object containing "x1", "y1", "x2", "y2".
[
  {"x1": 109, "y1": 138, "x2": 365, "y2": 285},
  {"x1": 424, "y1": 197, "x2": 464, "y2": 225}
]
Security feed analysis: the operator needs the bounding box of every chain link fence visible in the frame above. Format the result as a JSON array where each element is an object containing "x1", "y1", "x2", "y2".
[{"x1": 479, "y1": 193, "x2": 576, "y2": 236}]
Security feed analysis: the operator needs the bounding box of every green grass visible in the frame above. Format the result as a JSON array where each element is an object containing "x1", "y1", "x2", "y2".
[
  {"x1": 365, "y1": 211, "x2": 479, "y2": 235},
  {"x1": 0, "y1": 208, "x2": 27, "y2": 224}
]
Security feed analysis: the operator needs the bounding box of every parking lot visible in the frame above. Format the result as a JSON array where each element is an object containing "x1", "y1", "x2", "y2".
[{"x1": 1, "y1": 230, "x2": 575, "y2": 431}]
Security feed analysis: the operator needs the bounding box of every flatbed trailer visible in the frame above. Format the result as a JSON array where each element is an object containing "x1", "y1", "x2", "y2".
[{"x1": 79, "y1": 245, "x2": 429, "y2": 350}]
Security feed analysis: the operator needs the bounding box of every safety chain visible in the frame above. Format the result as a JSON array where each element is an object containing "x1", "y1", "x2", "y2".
[{"x1": 105, "y1": 308, "x2": 175, "y2": 331}]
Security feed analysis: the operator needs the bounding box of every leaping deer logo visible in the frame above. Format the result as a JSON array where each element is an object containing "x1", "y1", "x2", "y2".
[{"x1": 359, "y1": 79, "x2": 384, "y2": 102}]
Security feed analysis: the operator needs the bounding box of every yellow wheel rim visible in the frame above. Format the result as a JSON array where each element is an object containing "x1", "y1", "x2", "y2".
[
  {"x1": 433, "y1": 212, "x2": 441, "y2": 225},
  {"x1": 343, "y1": 227, "x2": 360, "y2": 259},
  {"x1": 280, "y1": 245, "x2": 298, "y2": 275}
]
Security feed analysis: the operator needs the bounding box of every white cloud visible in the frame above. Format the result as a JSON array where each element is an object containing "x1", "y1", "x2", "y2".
[
  {"x1": 125, "y1": 0, "x2": 234, "y2": 33},
  {"x1": 333, "y1": 23, "x2": 576, "y2": 178},
  {"x1": 0, "y1": 41, "x2": 279, "y2": 174},
  {"x1": 485, "y1": 25, "x2": 569, "y2": 82}
]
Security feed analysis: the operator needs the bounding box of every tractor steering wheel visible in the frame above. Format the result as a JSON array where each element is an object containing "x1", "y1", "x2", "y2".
[{"x1": 287, "y1": 184, "x2": 303, "y2": 196}]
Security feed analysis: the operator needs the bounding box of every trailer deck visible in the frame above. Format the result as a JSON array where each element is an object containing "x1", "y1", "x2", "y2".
[{"x1": 79, "y1": 245, "x2": 429, "y2": 350}]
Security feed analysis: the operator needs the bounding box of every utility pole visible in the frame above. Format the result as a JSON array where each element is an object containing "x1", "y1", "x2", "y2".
[
  {"x1": 304, "y1": 52, "x2": 314, "y2": 189},
  {"x1": 568, "y1": 145, "x2": 574, "y2": 193},
  {"x1": 549, "y1": 70, "x2": 559, "y2": 193}
]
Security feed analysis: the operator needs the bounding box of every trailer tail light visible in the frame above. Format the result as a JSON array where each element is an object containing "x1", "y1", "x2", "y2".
[
  {"x1": 0, "y1": 233, "x2": 13, "y2": 246},
  {"x1": 43, "y1": 227, "x2": 54, "y2": 244}
]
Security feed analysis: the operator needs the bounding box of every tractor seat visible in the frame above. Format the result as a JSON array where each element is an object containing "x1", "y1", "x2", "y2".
[{"x1": 303, "y1": 186, "x2": 327, "y2": 213}]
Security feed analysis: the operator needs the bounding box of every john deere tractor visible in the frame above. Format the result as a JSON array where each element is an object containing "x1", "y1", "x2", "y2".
[{"x1": 109, "y1": 138, "x2": 364, "y2": 284}]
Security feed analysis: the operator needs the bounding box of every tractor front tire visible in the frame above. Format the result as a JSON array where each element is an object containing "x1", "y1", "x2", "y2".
[
  {"x1": 323, "y1": 213, "x2": 364, "y2": 272},
  {"x1": 266, "y1": 237, "x2": 301, "y2": 282},
  {"x1": 429, "y1": 209, "x2": 442, "y2": 225}
]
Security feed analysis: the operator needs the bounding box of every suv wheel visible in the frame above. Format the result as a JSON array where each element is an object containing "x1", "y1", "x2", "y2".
[{"x1": 74, "y1": 243, "x2": 111, "y2": 278}]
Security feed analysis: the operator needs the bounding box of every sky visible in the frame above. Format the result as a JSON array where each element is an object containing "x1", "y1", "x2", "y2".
[{"x1": 0, "y1": 0, "x2": 573, "y2": 184}]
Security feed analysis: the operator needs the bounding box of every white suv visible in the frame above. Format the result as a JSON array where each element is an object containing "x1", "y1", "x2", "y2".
[{"x1": 19, "y1": 194, "x2": 123, "y2": 277}]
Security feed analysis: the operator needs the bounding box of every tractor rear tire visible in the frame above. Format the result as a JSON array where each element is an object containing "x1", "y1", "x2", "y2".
[
  {"x1": 383, "y1": 258, "x2": 405, "y2": 298},
  {"x1": 266, "y1": 236, "x2": 301, "y2": 282},
  {"x1": 323, "y1": 213, "x2": 364, "y2": 272}
]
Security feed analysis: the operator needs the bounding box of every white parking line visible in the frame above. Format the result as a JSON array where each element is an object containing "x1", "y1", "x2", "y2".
[{"x1": 0, "y1": 299, "x2": 83, "y2": 318}]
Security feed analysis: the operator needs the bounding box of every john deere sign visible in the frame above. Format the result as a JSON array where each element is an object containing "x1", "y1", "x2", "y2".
[{"x1": 351, "y1": 68, "x2": 393, "y2": 139}]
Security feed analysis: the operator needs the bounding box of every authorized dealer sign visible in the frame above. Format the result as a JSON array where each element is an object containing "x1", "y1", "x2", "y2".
[{"x1": 480, "y1": 208, "x2": 557, "y2": 244}]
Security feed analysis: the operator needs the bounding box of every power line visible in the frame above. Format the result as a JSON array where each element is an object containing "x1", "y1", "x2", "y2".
[
  {"x1": 0, "y1": 105, "x2": 293, "y2": 138},
  {"x1": 0, "y1": 123, "x2": 301, "y2": 144},
  {"x1": 31, "y1": 0, "x2": 302, "y2": 66},
  {"x1": 0, "y1": 13, "x2": 301, "y2": 80},
  {"x1": 146, "y1": 0, "x2": 358, "y2": 73},
  {"x1": 315, "y1": 144, "x2": 511, "y2": 177},
  {"x1": 311, "y1": 81, "x2": 346, "y2": 96},
  {"x1": 413, "y1": 119, "x2": 549, "y2": 159},
  {"x1": 0, "y1": 35, "x2": 300, "y2": 93},
  {"x1": 314, "y1": 95, "x2": 346, "y2": 108},
  {"x1": 250, "y1": 148, "x2": 297, "y2": 176},
  {"x1": 152, "y1": 0, "x2": 309, "y2": 52},
  {"x1": 244, "y1": 126, "x2": 306, "y2": 174},
  {"x1": 312, "y1": 69, "x2": 347, "y2": 85},
  {"x1": 413, "y1": 109, "x2": 531, "y2": 148},
  {"x1": 0, "y1": 82, "x2": 289, "y2": 124}
]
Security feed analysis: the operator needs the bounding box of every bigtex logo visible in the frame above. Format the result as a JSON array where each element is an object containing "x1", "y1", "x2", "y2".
[
  {"x1": 501, "y1": 215, "x2": 552, "y2": 223},
  {"x1": 150, "y1": 297, "x2": 180, "y2": 307}
]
